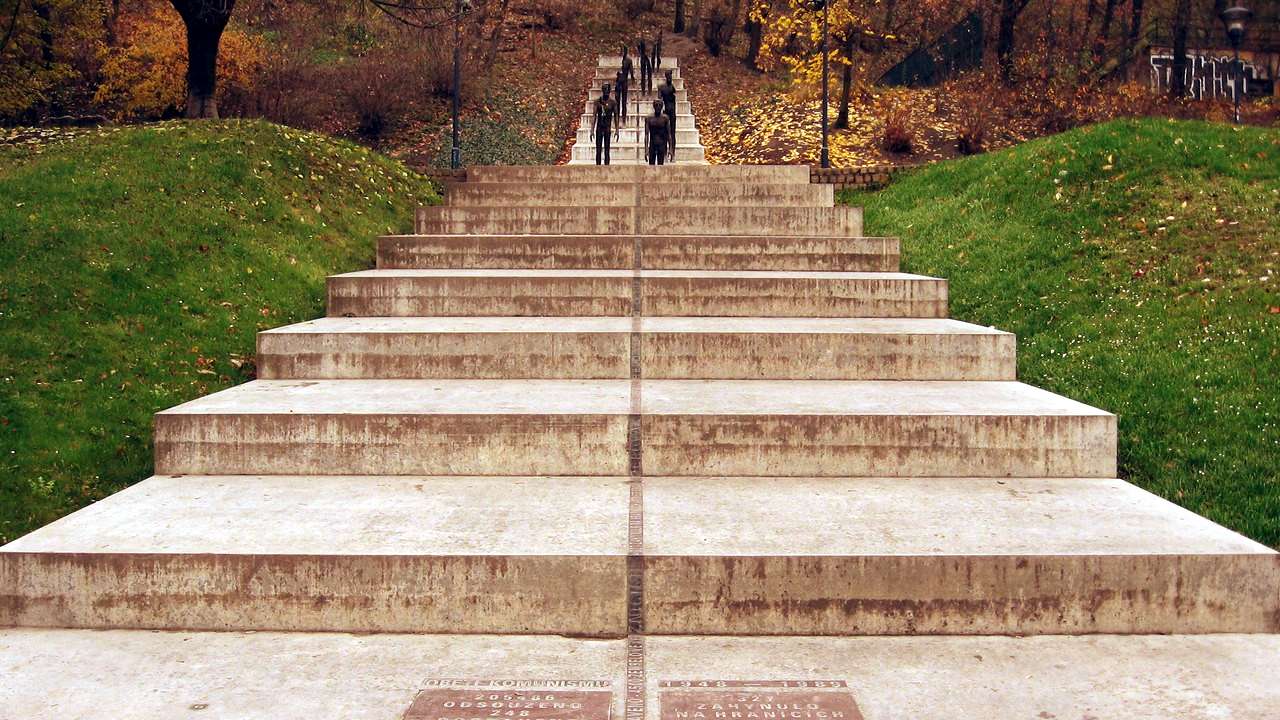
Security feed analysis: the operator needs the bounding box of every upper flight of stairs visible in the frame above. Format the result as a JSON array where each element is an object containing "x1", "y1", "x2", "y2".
[
  {"x1": 3, "y1": 164, "x2": 1277, "y2": 646},
  {"x1": 569, "y1": 55, "x2": 707, "y2": 165}
]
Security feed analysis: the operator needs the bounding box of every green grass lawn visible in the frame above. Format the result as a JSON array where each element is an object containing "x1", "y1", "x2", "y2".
[
  {"x1": 0, "y1": 120, "x2": 439, "y2": 544},
  {"x1": 842, "y1": 118, "x2": 1279, "y2": 547}
]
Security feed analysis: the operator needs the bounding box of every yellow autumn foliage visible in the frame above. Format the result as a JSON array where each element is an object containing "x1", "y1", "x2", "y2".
[{"x1": 95, "y1": 1, "x2": 265, "y2": 119}]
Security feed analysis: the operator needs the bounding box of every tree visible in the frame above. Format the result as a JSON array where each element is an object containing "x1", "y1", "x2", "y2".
[
  {"x1": 1169, "y1": 0, "x2": 1190, "y2": 98},
  {"x1": 996, "y1": 0, "x2": 1032, "y2": 84},
  {"x1": 675, "y1": 0, "x2": 685, "y2": 32},
  {"x1": 169, "y1": 0, "x2": 236, "y2": 118}
]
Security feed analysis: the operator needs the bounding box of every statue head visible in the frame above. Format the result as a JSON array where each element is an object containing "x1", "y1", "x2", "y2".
[
  {"x1": 639, "y1": 39, "x2": 647, "y2": 53},
  {"x1": 622, "y1": 45, "x2": 628, "y2": 58},
  {"x1": 602, "y1": 83, "x2": 612, "y2": 98},
  {"x1": 652, "y1": 100, "x2": 664, "y2": 115},
  {"x1": 665, "y1": 70, "x2": 673, "y2": 82}
]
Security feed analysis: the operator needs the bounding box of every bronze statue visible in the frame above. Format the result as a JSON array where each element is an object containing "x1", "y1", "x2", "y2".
[
  {"x1": 644, "y1": 99, "x2": 669, "y2": 166},
  {"x1": 638, "y1": 39, "x2": 653, "y2": 94},
  {"x1": 591, "y1": 83, "x2": 619, "y2": 165},
  {"x1": 652, "y1": 33, "x2": 663, "y2": 75},
  {"x1": 617, "y1": 46, "x2": 635, "y2": 121},
  {"x1": 657, "y1": 70, "x2": 677, "y2": 161}
]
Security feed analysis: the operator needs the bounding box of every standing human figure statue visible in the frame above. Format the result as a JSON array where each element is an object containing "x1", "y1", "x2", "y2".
[
  {"x1": 652, "y1": 33, "x2": 663, "y2": 76},
  {"x1": 617, "y1": 46, "x2": 635, "y2": 122},
  {"x1": 657, "y1": 70, "x2": 677, "y2": 162},
  {"x1": 638, "y1": 39, "x2": 653, "y2": 94},
  {"x1": 591, "y1": 83, "x2": 619, "y2": 166},
  {"x1": 644, "y1": 99, "x2": 669, "y2": 166}
]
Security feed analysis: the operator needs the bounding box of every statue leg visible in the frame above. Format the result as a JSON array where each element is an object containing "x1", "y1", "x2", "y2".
[
  {"x1": 596, "y1": 129, "x2": 604, "y2": 165},
  {"x1": 667, "y1": 111, "x2": 677, "y2": 162}
]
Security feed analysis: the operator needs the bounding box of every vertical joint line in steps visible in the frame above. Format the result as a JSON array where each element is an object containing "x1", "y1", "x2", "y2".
[{"x1": 625, "y1": 177, "x2": 646, "y2": 720}]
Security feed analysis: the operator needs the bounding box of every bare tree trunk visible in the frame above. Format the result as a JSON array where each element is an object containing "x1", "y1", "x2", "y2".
[
  {"x1": 674, "y1": 0, "x2": 685, "y2": 33},
  {"x1": 686, "y1": 0, "x2": 703, "y2": 38},
  {"x1": 1169, "y1": 0, "x2": 1190, "y2": 99},
  {"x1": 170, "y1": 0, "x2": 237, "y2": 119},
  {"x1": 997, "y1": 0, "x2": 1030, "y2": 85},
  {"x1": 722, "y1": 0, "x2": 744, "y2": 47},
  {"x1": 482, "y1": 0, "x2": 511, "y2": 76},
  {"x1": 835, "y1": 31, "x2": 855, "y2": 129}
]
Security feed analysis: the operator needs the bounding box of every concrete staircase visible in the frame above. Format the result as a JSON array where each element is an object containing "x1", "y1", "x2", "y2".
[
  {"x1": 569, "y1": 56, "x2": 707, "y2": 164},
  {"x1": 2, "y1": 163, "x2": 1279, "y2": 717}
]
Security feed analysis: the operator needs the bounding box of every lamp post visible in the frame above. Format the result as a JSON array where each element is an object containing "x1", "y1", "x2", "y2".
[
  {"x1": 809, "y1": 0, "x2": 830, "y2": 168},
  {"x1": 450, "y1": 0, "x2": 470, "y2": 168},
  {"x1": 1220, "y1": 5, "x2": 1252, "y2": 125}
]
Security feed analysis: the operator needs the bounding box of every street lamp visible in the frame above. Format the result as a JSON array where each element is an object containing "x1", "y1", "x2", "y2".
[
  {"x1": 451, "y1": 0, "x2": 472, "y2": 169},
  {"x1": 809, "y1": 0, "x2": 830, "y2": 168},
  {"x1": 1219, "y1": 5, "x2": 1252, "y2": 125}
]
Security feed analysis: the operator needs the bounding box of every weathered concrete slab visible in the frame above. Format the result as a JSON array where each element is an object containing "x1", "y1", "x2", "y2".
[
  {"x1": 0, "y1": 629, "x2": 625, "y2": 719},
  {"x1": 638, "y1": 318, "x2": 1015, "y2": 380},
  {"x1": 376, "y1": 235, "x2": 899, "y2": 271},
  {"x1": 569, "y1": 143, "x2": 706, "y2": 165},
  {"x1": 640, "y1": 270, "x2": 945, "y2": 318},
  {"x1": 256, "y1": 317, "x2": 1012, "y2": 381},
  {"x1": 328, "y1": 270, "x2": 940, "y2": 318},
  {"x1": 465, "y1": 165, "x2": 810, "y2": 184},
  {"x1": 153, "y1": 379, "x2": 633, "y2": 476},
  {"x1": 377, "y1": 234, "x2": 636, "y2": 270},
  {"x1": 328, "y1": 269, "x2": 634, "y2": 317},
  {"x1": 0, "y1": 475, "x2": 629, "y2": 634},
  {"x1": 259, "y1": 317, "x2": 633, "y2": 379},
  {"x1": 416, "y1": 205, "x2": 863, "y2": 238},
  {"x1": 3, "y1": 629, "x2": 1278, "y2": 719},
  {"x1": 645, "y1": 634, "x2": 1280, "y2": 719},
  {"x1": 574, "y1": 127, "x2": 703, "y2": 146},
  {"x1": 639, "y1": 380, "x2": 1116, "y2": 477},
  {"x1": 642, "y1": 477, "x2": 1280, "y2": 634},
  {"x1": 446, "y1": 182, "x2": 833, "y2": 208}
]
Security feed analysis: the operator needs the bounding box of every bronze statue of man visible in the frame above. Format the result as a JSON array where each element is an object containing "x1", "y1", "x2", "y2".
[
  {"x1": 644, "y1": 99, "x2": 669, "y2": 166},
  {"x1": 657, "y1": 70, "x2": 677, "y2": 162},
  {"x1": 638, "y1": 39, "x2": 653, "y2": 94},
  {"x1": 652, "y1": 32, "x2": 663, "y2": 75},
  {"x1": 591, "y1": 83, "x2": 619, "y2": 165},
  {"x1": 617, "y1": 46, "x2": 635, "y2": 122}
]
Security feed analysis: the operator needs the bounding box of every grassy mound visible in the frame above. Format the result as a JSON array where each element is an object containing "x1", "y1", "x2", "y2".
[
  {"x1": 0, "y1": 120, "x2": 439, "y2": 544},
  {"x1": 843, "y1": 118, "x2": 1279, "y2": 547}
]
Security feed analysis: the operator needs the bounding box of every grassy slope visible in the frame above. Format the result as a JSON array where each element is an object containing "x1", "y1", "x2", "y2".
[
  {"x1": 842, "y1": 118, "x2": 1279, "y2": 547},
  {"x1": 0, "y1": 120, "x2": 439, "y2": 544}
]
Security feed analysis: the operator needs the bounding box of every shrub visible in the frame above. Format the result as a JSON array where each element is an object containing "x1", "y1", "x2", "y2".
[
  {"x1": 339, "y1": 55, "x2": 412, "y2": 143},
  {"x1": 703, "y1": 4, "x2": 732, "y2": 57},
  {"x1": 882, "y1": 101, "x2": 914, "y2": 154}
]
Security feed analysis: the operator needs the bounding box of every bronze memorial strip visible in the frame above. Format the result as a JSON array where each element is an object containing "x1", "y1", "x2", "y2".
[
  {"x1": 626, "y1": 198, "x2": 647, "y2": 720},
  {"x1": 406, "y1": 680, "x2": 614, "y2": 720},
  {"x1": 658, "y1": 681, "x2": 864, "y2": 720}
]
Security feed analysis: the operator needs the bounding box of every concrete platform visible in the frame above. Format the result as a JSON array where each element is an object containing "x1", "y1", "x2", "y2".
[
  {"x1": 446, "y1": 182, "x2": 833, "y2": 208},
  {"x1": 153, "y1": 379, "x2": 633, "y2": 476},
  {"x1": 642, "y1": 476, "x2": 1279, "y2": 634},
  {"x1": 257, "y1": 317, "x2": 1013, "y2": 380},
  {"x1": 327, "y1": 270, "x2": 944, "y2": 318},
  {"x1": 2, "y1": 476, "x2": 1273, "y2": 635},
  {"x1": 258, "y1": 317, "x2": 634, "y2": 379},
  {"x1": 376, "y1": 235, "x2": 898, "y2": 272},
  {"x1": 151, "y1": 379, "x2": 1111, "y2": 477},
  {"x1": 639, "y1": 379, "x2": 1116, "y2": 477},
  {"x1": 3, "y1": 629, "x2": 1279, "y2": 719},
  {"x1": 414, "y1": 206, "x2": 863, "y2": 238},
  {"x1": 464, "y1": 165, "x2": 811, "y2": 184},
  {"x1": 0, "y1": 475, "x2": 629, "y2": 633}
]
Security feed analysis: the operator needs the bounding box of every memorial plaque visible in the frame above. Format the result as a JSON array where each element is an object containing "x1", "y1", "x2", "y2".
[
  {"x1": 659, "y1": 681, "x2": 862, "y2": 720},
  {"x1": 407, "y1": 680, "x2": 613, "y2": 720}
]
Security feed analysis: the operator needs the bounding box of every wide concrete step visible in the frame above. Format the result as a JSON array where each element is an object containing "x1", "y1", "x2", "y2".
[
  {"x1": 413, "y1": 206, "x2": 863, "y2": 237},
  {"x1": 580, "y1": 112, "x2": 697, "y2": 130},
  {"x1": 599, "y1": 54, "x2": 679, "y2": 68},
  {"x1": 150, "y1": 379, "x2": 1111, "y2": 477},
  {"x1": 257, "y1": 317, "x2": 1015, "y2": 380},
  {"x1": 2, "y1": 476, "x2": 1273, "y2": 635},
  {"x1": 0, "y1": 475, "x2": 628, "y2": 635},
  {"x1": 4, "y1": 629, "x2": 1280, "y2": 719},
  {"x1": 326, "y1": 270, "x2": 943, "y2": 318},
  {"x1": 447, "y1": 182, "x2": 833, "y2": 208},
  {"x1": 569, "y1": 143, "x2": 706, "y2": 166},
  {"x1": 594, "y1": 68, "x2": 683, "y2": 82},
  {"x1": 574, "y1": 127, "x2": 701, "y2": 146},
  {"x1": 590, "y1": 83, "x2": 685, "y2": 97},
  {"x1": 376, "y1": 234, "x2": 899, "y2": 271},
  {"x1": 466, "y1": 164, "x2": 810, "y2": 184}
]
